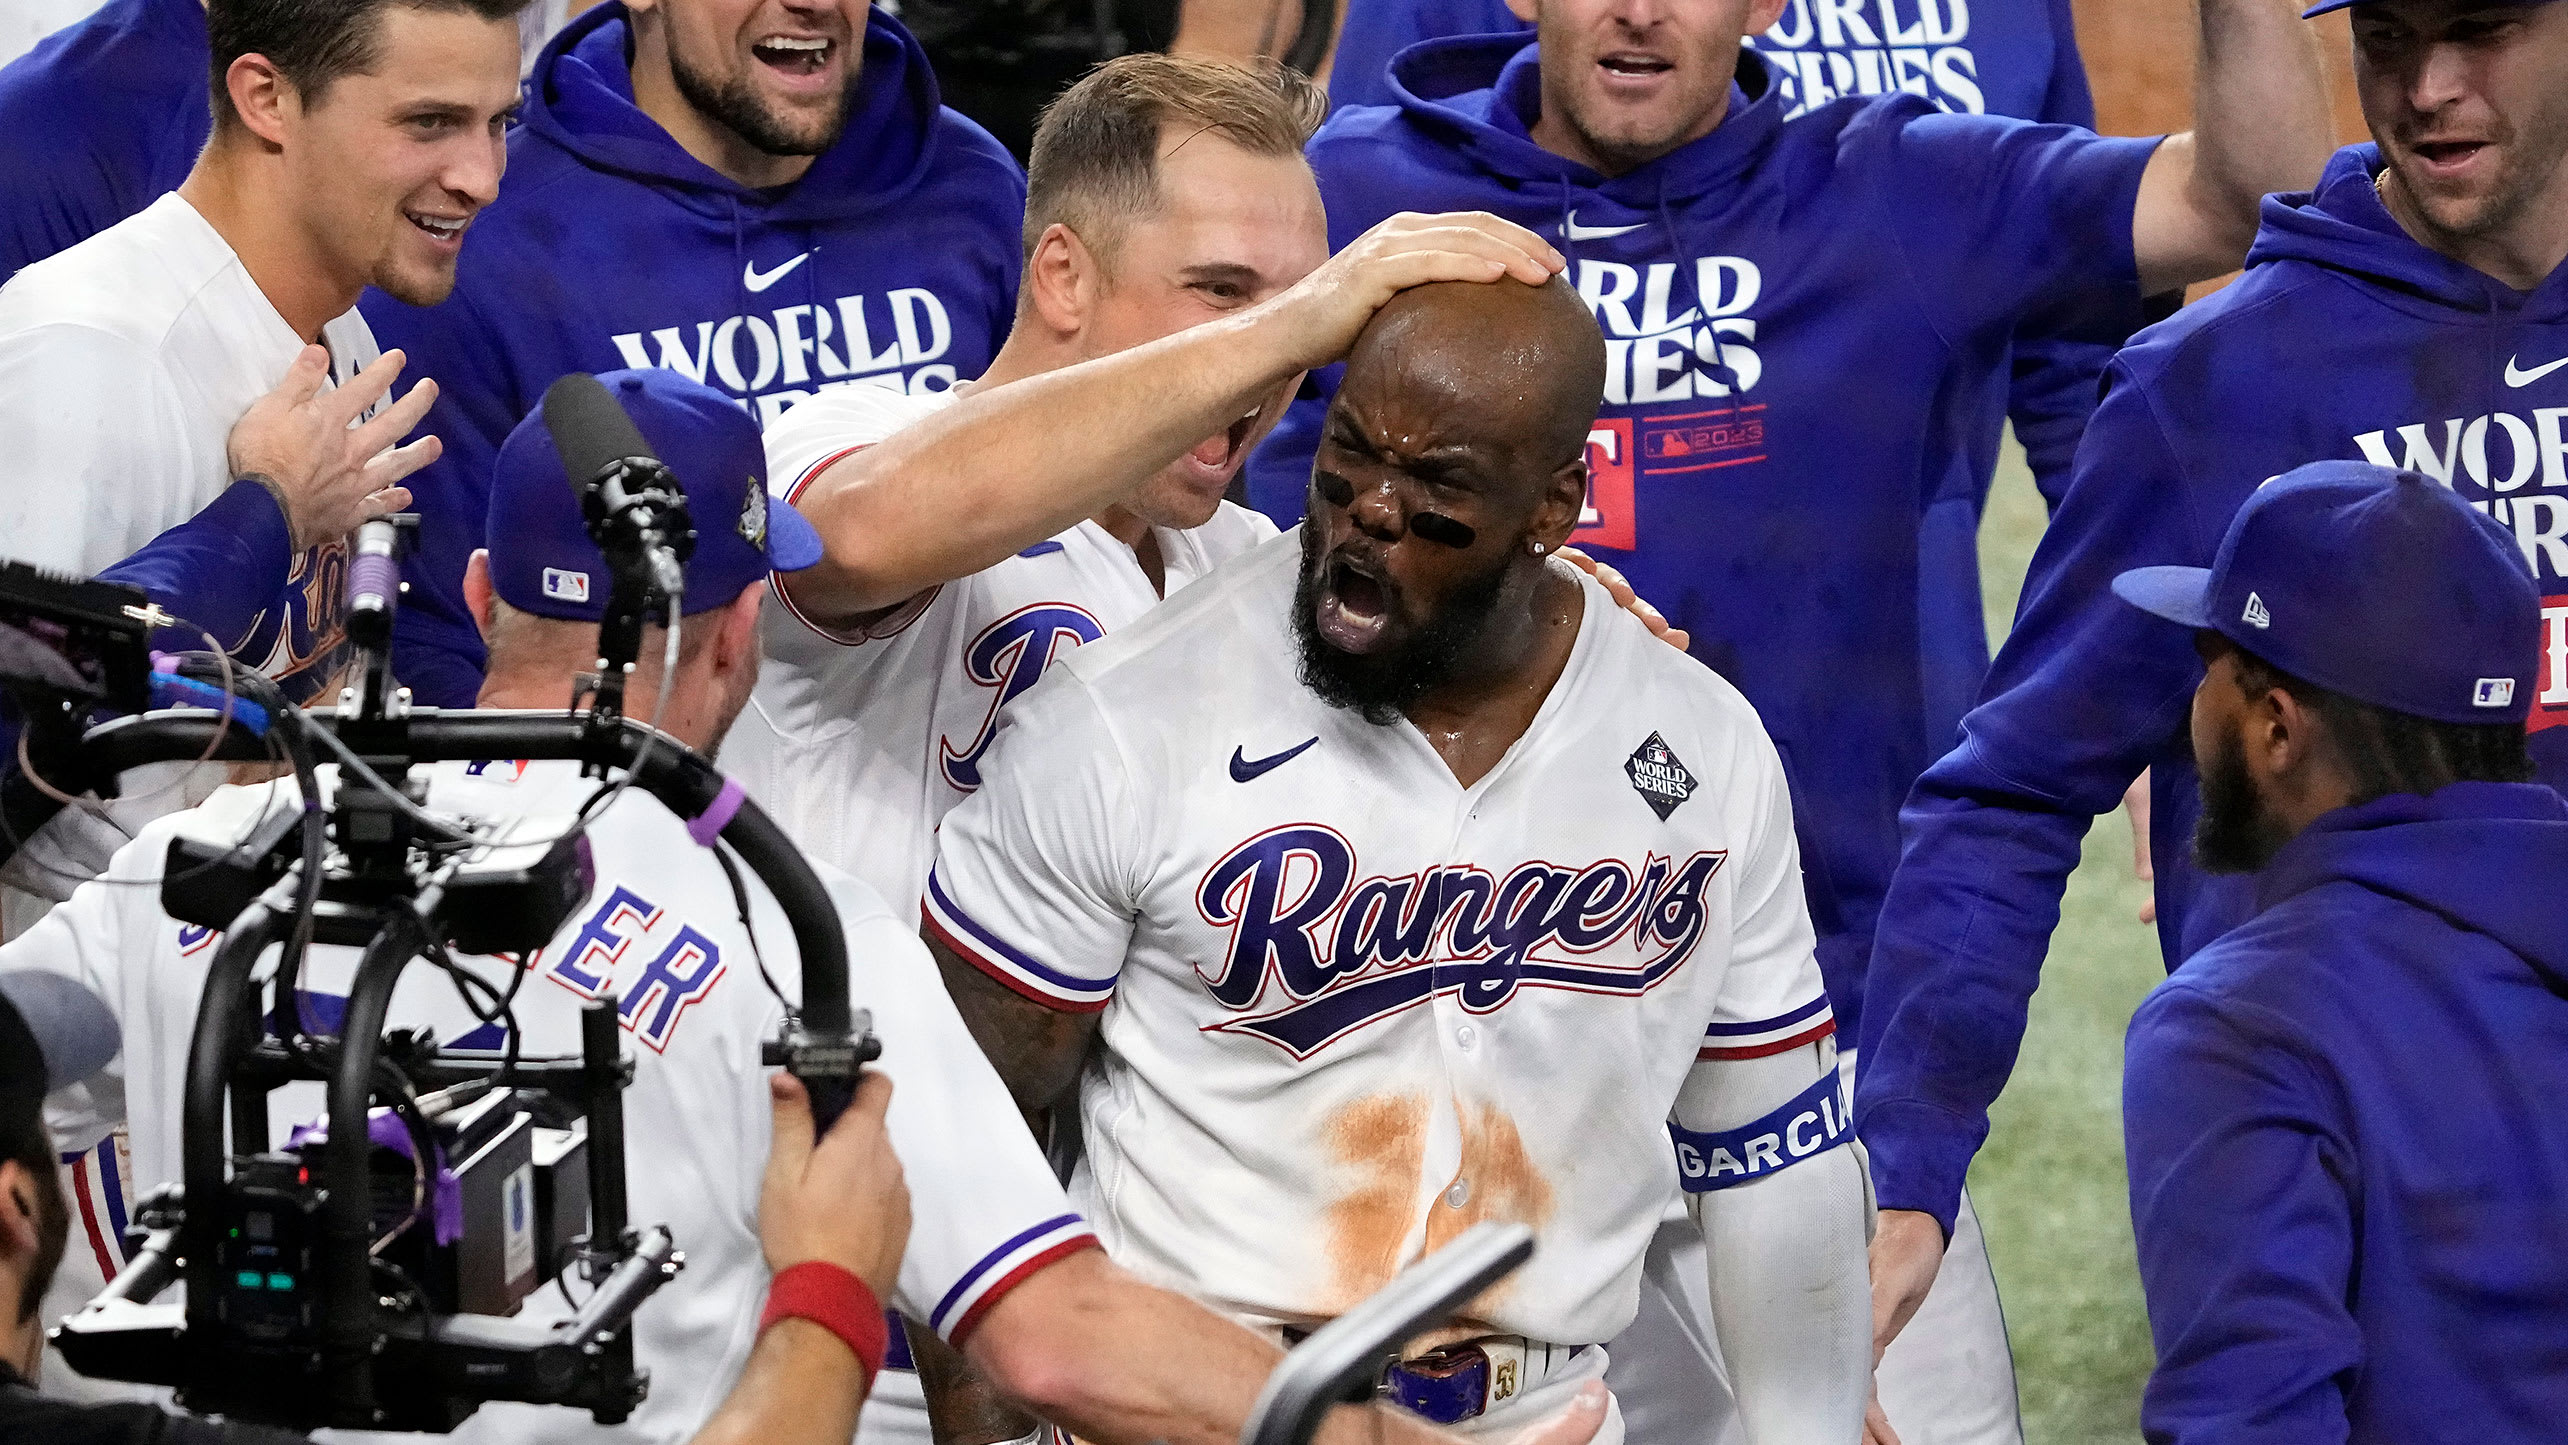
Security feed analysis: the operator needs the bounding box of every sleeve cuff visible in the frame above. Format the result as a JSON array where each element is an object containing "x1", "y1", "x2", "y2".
[
  {"x1": 1698, "y1": 996, "x2": 1836, "y2": 1061},
  {"x1": 930, "y1": 1215, "x2": 1100, "y2": 1347},
  {"x1": 1851, "y1": 1097, "x2": 1982, "y2": 1238},
  {"x1": 205, "y1": 478, "x2": 296, "y2": 569},
  {"x1": 921, "y1": 868, "x2": 1116, "y2": 1014}
]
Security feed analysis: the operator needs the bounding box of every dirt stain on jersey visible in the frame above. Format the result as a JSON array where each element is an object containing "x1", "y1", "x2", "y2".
[
  {"x1": 1322, "y1": 1094, "x2": 1556, "y2": 1329},
  {"x1": 1323, "y1": 1092, "x2": 1430, "y2": 1310}
]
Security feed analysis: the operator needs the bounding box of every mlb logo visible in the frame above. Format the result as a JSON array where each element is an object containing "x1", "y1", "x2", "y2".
[
  {"x1": 542, "y1": 568, "x2": 590, "y2": 603},
  {"x1": 2474, "y1": 677, "x2": 2517, "y2": 709}
]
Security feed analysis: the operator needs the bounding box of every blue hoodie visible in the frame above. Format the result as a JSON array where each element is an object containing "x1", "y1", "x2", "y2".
[
  {"x1": 1857, "y1": 144, "x2": 2568, "y2": 1233},
  {"x1": 1253, "y1": 34, "x2": 2157, "y2": 1021},
  {"x1": 1323, "y1": 0, "x2": 2124, "y2": 511},
  {"x1": 2121, "y1": 782, "x2": 2568, "y2": 1444},
  {"x1": 0, "y1": 0, "x2": 207, "y2": 285},
  {"x1": 1330, "y1": 0, "x2": 2093, "y2": 127},
  {"x1": 364, "y1": 3, "x2": 1024, "y2": 707}
]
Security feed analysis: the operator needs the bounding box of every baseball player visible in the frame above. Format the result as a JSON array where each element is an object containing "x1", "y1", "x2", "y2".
[
  {"x1": 5, "y1": 369, "x2": 1609, "y2": 1445},
  {"x1": 924, "y1": 277, "x2": 1870, "y2": 1445},
  {"x1": 2109, "y1": 464, "x2": 2566, "y2": 1441},
  {"x1": 1250, "y1": 3, "x2": 2333, "y2": 1439},
  {"x1": 362, "y1": 0, "x2": 1028, "y2": 710},
  {"x1": 1858, "y1": 0, "x2": 2568, "y2": 1363},
  {"x1": 726, "y1": 55, "x2": 1564, "y2": 913}
]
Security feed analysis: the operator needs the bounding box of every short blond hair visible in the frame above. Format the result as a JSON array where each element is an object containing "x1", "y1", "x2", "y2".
[{"x1": 1023, "y1": 53, "x2": 1329, "y2": 267}]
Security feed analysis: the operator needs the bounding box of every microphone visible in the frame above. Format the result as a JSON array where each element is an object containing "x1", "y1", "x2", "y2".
[{"x1": 541, "y1": 374, "x2": 694, "y2": 605}]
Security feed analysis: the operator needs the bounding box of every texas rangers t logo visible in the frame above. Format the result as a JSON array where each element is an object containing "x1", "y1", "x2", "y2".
[{"x1": 941, "y1": 604, "x2": 1105, "y2": 791}]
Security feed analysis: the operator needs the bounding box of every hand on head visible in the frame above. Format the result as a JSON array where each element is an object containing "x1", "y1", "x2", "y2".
[
  {"x1": 1268, "y1": 211, "x2": 1566, "y2": 374},
  {"x1": 760, "y1": 1071, "x2": 909, "y2": 1300}
]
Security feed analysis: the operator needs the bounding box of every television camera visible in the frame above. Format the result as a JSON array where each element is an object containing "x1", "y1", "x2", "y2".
[{"x1": 0, "y1": 375, "x2": 875, "y2": 1433}]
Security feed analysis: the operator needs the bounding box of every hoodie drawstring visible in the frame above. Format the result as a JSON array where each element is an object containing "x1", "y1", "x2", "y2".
[{"x1": 1658, "y1": 173, "x2": 1739, "y2": 398}]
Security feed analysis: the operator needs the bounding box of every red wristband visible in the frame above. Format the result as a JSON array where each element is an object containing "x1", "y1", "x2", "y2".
[{"x1": 760, "y1": 1261, "x2": 890, "y2": 1386}]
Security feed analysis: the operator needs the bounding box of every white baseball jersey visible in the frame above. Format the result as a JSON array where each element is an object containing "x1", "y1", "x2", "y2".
[
  {"x1": 0, "y1": 190, "x2": 378, "y2": 686},
  {"x1": 5, "y1": 759, "x2": 1096, "y2": 1445},
  {"x1": 723, "y1": 381, "x2": 1278, "y2": 909},
  {"x1": 0, "y1": 191, "x2": 384, "y2": 940},
  {"x1": 925, "y1": 532, "x2": 1837, "y2": 1348}
]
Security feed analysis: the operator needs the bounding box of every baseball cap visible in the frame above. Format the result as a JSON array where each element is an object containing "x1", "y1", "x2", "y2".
[
  {"x1": 0, "y1": 971, "x2": 120, "y2": 1106},
  {"x1": 2112, "y1": 460, "x2": 2539, "y2": 724},
  {"x1": 2302, "y1": 0, "x2": 2557, "y2": 16},
  {"x1": 488, "y1": 368, "x2": 824, "y2": 621}
]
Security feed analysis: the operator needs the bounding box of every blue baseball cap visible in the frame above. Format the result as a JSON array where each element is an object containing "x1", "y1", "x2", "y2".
[
  {"x1": 2303, "y1": 0, "x2": 2557, "y2": 16},
  {"x1": 2113, "y1": 461, "x2": 2539, "y2": 724},
  {"x1": 488, "y1": 368, "x2": 824, "y2": 620}
]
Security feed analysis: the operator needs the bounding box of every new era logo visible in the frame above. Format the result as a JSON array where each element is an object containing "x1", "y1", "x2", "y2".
[
  {"x1": 542, "y1": 568, "x2": 591, "y2": 603},
  {"x1": 2474, "y1": 677, "x2": 2517, "y2": 709},
  {"x1": 2242, "y1": 592, "x2": 2271, "y2": 629}
]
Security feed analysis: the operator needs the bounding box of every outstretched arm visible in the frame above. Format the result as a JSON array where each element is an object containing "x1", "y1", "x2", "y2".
[
  {"x1": 2131, "y1": 0, "x2": 2333, "y2": 293},
  {"x1": 780, "y1": 212, "x2": 1563, "y2": 625},
  {"x1": 964, "y1": 1247, "x2": 1610, "y2": 1445}
]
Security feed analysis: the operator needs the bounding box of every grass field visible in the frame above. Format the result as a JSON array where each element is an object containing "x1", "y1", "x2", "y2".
[{"x1": 1965, "y1": 439, "x2": 2166, "y2": 1443}]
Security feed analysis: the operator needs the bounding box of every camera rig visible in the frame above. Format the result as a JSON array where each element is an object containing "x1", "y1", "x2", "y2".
[{"x1": 11, "y1": 375, "x2": 876, "y2": 1432}]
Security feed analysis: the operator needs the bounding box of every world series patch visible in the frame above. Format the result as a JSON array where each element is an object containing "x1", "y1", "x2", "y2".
[{"x1": 1625, "y1": 732, "x2": 1695, "y2": 820}]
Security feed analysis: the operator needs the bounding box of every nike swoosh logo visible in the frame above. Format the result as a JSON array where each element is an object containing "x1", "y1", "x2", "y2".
[
  {"x1": 1562, "y1": 210, "x2": 1642, "y2": 243},
  {"x1": 1229, "y1": 737, "x2": 1318, "y2": 784},
  {"x1": 2505, "y1": 353, "x2": 2568, "y2": 388},
  {"x1": 743, "y1": 250, "x2": 814, "y2": 293}
]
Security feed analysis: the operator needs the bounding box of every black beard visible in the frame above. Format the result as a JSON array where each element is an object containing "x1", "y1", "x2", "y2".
[
  {"x1": 2192, "y1": 730, "x2": 2290, "y2": 875},
  {"x1": 669, "y1": 46, "x2": 855, "y2": 159},
  {"x1": 1291, "y1": 524, "x2": 1513, "y2": 727}
]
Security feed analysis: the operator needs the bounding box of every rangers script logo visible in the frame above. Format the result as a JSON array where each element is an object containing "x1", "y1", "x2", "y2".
[{"x1": 1193, "y1": 825, "x2": 1726, "y2": 1057}]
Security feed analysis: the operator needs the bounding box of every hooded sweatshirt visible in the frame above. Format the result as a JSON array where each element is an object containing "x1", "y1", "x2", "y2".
[
  {"x1": 1252, "y1": 34, "x2": 2157, "y2": 1019},
  {"x1": 1857, "y1": 144, "x2": 2568, "y2": 1233},
  {"x1": 0, "y1": 0, "x2": 206, "y2": 285},
  {"x1": 364, "y1": 3, "x2": 1024, "y2": 707},
  {"x1": 2121, "y1": 782, "x2": 2568, "y2": 1444},
  {"x1": 1321, "y1": 1, "x2": 2128, "y2": 500},
  {"x1": 1330, "y1": 0, "x2": 2092, "y2": 126}
]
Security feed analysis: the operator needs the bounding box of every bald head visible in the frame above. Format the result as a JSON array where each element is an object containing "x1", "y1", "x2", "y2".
[{"x1": 1341, "y1": 276, "x2": 1608, "y2": 486}]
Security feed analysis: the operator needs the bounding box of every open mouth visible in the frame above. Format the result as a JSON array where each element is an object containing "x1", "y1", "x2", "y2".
[
  {"x1": 754, "y1": 34, "x2": 833, "y2": 76},
  {"x1": 406, "y1": 210, "x2": 467, "y2": 244},
  {"x1": 1314, "y1": 551, "x2": 1397, "y2": 653},
  {"x1": 1184, "y1": 402, "x2": 1266, "y2": 478},
  {"x1": 1598, "y1": 51, "x2": 1673, "y2": 79},
  {"x1": 2410, "y1": 138, "x2": 2490, "y2": 171}
]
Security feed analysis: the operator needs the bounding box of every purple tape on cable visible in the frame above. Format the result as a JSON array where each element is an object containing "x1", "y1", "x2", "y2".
[
  {"x1": 284, "y1": 1111, "x2": 465, "y2": 1245},
  {"x1": 347, "y1": 546, "x2": 401, "y2": 616},
  {"x1": 688, "y1": 777, "x2": 746, "y2": 848}
]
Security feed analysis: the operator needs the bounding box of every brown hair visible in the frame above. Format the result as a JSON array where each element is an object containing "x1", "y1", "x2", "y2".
[
  {"x1": 1023, "y1": 53, "x2": 1329, "y2": 267},
  {"x1": 207, "y1": 0, "x2": 531, "y2": 128}
]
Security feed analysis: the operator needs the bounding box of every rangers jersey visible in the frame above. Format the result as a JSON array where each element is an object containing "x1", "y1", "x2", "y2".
[
  {"x1": 926, "y1": 533, "x2": 1836, "y2": 1347},
  {"x1": 4, "y1": 759, "x2": 1094, "y2": 1445},
  {"x1": 723, "y1": 381, "x2": 1278, "y2": 908},
  {"x1": 0, "y1": 191, "x2": 379, "y2": 692}
]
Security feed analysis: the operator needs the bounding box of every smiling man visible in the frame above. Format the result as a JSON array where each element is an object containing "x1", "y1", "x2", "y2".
[
  {"x1": 921, "y1": 277, "x2": 1870, "y2": 1445},
  {"x1": 1859, "y1": 0, "x2": 2568, "y2": 1380},
  {"x1": 361, "y1": 0, "x2": 1026, "y2": 709}
]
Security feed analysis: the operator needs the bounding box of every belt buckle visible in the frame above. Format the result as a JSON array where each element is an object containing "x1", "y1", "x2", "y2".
[{"x1": 1382, "y1": 1344, "x2": 1492, "y2": 1425}]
